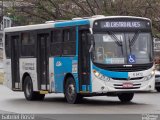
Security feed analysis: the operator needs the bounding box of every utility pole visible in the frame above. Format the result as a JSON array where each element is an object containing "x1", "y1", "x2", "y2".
[
  {"x1": 0, "y1": 0, "x2": 3, "y2": 60},
  {"x1": 2, "y1": 0, "x2": 3, "y2": 18}
]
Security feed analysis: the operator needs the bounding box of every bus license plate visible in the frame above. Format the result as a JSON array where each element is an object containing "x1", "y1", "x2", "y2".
[{"x1": 123, "y1": 83, "x2": 133, "y2": 88}]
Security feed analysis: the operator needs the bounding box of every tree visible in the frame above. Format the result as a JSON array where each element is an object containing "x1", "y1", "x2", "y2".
[{"x1": 2, "y1": 0, "x2": 160, "y2": 36}]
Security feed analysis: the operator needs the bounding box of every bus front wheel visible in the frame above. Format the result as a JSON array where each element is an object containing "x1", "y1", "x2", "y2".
[
  {"x1": 64, "y1": 77, "x2": 82, "y2": 104},
  {"x1": 24, "y1": 76, "x2": 45, "y2": 101},
  {"x1": 118, "y1": 93, "x2": 134, "y2": 103}
]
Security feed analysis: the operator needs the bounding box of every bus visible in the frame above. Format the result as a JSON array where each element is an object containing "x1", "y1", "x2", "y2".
[{"x1": 4, "y1": 16, "x2": 155, "y2": 104}]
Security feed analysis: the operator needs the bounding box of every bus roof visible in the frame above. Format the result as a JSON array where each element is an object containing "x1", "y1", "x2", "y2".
[{"x1": 4, "y1": 16, "x2": 151, "y2": 33}]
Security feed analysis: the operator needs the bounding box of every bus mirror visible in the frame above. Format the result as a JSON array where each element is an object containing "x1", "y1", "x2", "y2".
[
  {"x1": 87, "y1": 34, "x2": 94, "y2": 53},
  {"x1": 153, "y1": 37, "x2": 156, "y2": 42},
  {"x1": 87, "y1": 33, "x2": 94, "y2": 45},
  {"x1": 153, "y1": 37, "x2": 160, "y2": 42},
  {"x1": 87, "y1": 33, "x2": 93, "y2": 45}
]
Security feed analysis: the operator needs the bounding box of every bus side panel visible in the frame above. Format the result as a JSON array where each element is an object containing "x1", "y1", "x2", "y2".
[
  {"x1": 4, "y1": 59, "x2": 12, "y2": 89},
  {"x1": 19, "y1": 58, "x2": 38, "y2": 91},
  {"x1": 54, "y1": 57, "x2": 79, "y2": 93}
]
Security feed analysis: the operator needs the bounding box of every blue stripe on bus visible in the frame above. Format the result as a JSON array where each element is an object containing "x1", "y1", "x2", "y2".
[
  {"x1": 92, "y1": 64, "x2": 128, "y2": 79},
  {"x1": 53, "y1": 57, "x2": 79, "y2": 93},
  {"x1": 54, "y1": 19, "x2": 90, "y2": 28}
]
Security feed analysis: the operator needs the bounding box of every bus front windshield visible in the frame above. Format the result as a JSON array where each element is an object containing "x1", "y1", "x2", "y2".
[{"x1": 92, "y1": 32, "x2": 152, "y2": 64}]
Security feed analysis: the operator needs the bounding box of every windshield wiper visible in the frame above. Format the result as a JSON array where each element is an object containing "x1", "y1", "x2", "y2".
[
  {"x1": 108, "y1": 31, "x2": 122, "y2": 46},
  {"x1": 108, "y1": 31, "x2": 123, "y2": 55},
  {"x1": 129, "y1": 31, "x2": 140, "y2": 47}
]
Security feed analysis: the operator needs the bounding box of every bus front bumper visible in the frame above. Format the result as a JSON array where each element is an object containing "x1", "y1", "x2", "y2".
[{"x1": 91, "y1": 75, "x2": 155, "y2": 93}]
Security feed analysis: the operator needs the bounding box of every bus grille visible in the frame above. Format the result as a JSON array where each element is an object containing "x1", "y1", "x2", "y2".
[
  {"x1": 93, "y1": 63, "x2": 153, "y2": 72},
  {"x1": 111, "y1": 77, "x2": 143, "y2": 81}
]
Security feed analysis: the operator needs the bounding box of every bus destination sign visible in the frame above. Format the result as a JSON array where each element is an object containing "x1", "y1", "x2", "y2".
[
  {"x1": 93, "y1": 19, "x2": 151, "y2": 31},
  {"x1": 101, "y1": 21, "x2": 142, "y2": 28}
]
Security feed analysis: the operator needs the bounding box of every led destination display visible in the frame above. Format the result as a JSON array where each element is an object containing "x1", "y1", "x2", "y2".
[
  {"x1": 93, "y1": 19, "x2": 151, "y2": 31},
  {"x1": 101, "y1": 21, "x2": 141, "y2": 28}
]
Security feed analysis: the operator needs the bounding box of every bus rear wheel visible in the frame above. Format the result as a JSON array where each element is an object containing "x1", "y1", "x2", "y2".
[
  {"x1": 24, "y1": 76, "x2": 45, "y2": 101},
  {"x1": 156, "y1": 87, "x2": 160, "y2": 92},
  {"x1": 118, "y1": 93, "x2": 134, "y2": 103},
  {"x1": 64, "y1": 77, "x2": 82, "y2": 104}
]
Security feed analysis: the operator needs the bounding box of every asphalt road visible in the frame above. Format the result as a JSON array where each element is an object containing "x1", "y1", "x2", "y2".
[{"x1": 0, "y1": 85, "x2": 160, "y2": 114}]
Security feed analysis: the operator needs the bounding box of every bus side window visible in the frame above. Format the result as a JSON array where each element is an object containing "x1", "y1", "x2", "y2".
[
  {"x1": 21, "y1": 32, "x2": 35, "y2": 57},
  {"x1": 50, "y1": 29, "x2": 62, "y2": 56},
  {"x1": 5, "y1": 34, "x2": 11, "y2": 58},
  {"x1": 62, "y1": 28, "x2": 76, "y2": 56}
]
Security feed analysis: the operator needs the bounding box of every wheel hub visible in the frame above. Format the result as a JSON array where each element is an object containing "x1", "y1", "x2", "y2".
[{"x1": 68, "y1": 84, "x2": 75, "y2": 99}]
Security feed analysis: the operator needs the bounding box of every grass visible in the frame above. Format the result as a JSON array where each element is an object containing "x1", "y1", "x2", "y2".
[{"x1": 0, "y1": 72, "x2": 4, "y2": 84}]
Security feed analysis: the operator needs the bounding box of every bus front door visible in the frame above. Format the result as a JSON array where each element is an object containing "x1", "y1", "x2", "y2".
[
  {"x1": 11, "y1": 35, "x2": 20, "y2": 90},
  {"x1": 79, "y1": 30, "x2": 91, "y2": 91},
  {"x1": 37, "y1": 34, "x2": 49, "y2": 91}
]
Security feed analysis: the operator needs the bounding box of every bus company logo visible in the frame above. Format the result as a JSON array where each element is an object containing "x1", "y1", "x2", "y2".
[
  {"x1": 56, "y1": 61, "x2": 62, "y2": 67},
  {"x1": 142, "y1": 114, "x2": 159, "y2": 120}
]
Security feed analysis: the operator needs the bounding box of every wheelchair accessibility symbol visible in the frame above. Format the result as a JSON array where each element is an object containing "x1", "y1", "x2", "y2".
[{"x1": 128, "y1": 55, "x2": 136, "y2": 63}]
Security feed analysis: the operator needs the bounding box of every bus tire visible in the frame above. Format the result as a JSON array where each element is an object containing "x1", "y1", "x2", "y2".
[
  {"x1": 118, "y1": 93, "x2": 134, "y2": 103},
  {"x1": 156, "y1": 87, "x2": 160, "y2": 92},
  {"x1": 64, "y1": 77, "x2": 82, "y2": 104},
  {"x1": 24, "y1": 76, "x2": 45, "y2": 101}
]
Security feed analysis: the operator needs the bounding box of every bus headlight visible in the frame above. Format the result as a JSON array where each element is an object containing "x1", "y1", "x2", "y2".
[
  {"x1": 151, "y1": 70, "x2": 155, "y2": 75},
  {"x1": 94, "y1": 70, "x2": 100, "y2": 77},
  {"x1": 93, "y1": 70, "x2": 110, "y2": 81},
  {"x1": 144, "y1": 70, "x2": 155, "y2": 81}
]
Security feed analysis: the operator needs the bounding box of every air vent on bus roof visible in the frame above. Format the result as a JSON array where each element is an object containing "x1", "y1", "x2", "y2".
[
  {"x1": 91, "y1": 15, "x2": 105, "y2": 18},
  {"x1": 45, "y1": 21, "x2": 55, "y2": 23},
  {"x1": 45, "y1": 20, "x2": 67, "y2": 23},
  {"x1": 72, "y1": 17, "x2": 83, "y2": 20},
  {"x1": 55, "y1": 20, "x2": 68, "y2": 22},
  {"x1": 83, "y1": 17, "x2": 90, "y2": 19}
]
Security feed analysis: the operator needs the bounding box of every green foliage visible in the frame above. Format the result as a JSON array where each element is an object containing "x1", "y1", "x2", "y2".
[{"x1": 2, "y1": 0, "x2": 160, "y2": 36}]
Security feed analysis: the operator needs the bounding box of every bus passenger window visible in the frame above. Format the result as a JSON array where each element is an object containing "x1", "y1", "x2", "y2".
[
  {"x1": 21, "y1": 32, "x2": 35, "y2": 57},
  {"x1": 50, "y1": 30, "x2": 62, "y2": 56},
  {"x1": 62, "y1": 28, "x2": 76, "y2": 56},
  {"x1": 5, "y1": 35, "x2": 11, "y2": 58}
]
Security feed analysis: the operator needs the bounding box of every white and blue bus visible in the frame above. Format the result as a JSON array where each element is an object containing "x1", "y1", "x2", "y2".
[{"x1": 4, "y1": 16, "x2": 155, "y2": 103}]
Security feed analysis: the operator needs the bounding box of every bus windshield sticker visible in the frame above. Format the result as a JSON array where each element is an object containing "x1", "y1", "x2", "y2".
[
  {"x1": 103, "y1": 35, "x2": 113, "y2": 42},
  {"x1": 128, "y1": 55, "x2": 136, "y2": 63},
  {"x1": 103, "y1": 34, "x2": 123, "y2": 42},
  {"x1": 105, "y1": 58, "x2": 124, "y2": 64},
  {"x1": 105, "y1": 58, "x2": 112, "y2": 64}
]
